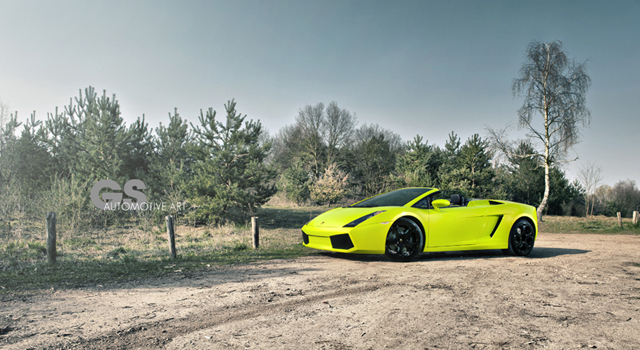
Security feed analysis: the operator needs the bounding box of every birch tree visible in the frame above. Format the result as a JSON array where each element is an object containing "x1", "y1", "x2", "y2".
[
  {"x1": 490, "y1": 41, "x2": 591, "y2": 220},
  {"x1": 578, "y1": 161, "x2": 603, "y2": 216}
]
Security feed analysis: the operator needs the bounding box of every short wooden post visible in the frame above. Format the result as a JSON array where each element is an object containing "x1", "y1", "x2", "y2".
[
  {"x1": 166, "y1": 215, "x2": 176, "y2": 259},
  {"x1": 633, "y1": 211, "x2": 638, "y2": 225},
  {"x1": 46, "y1": 212, "x2": 57, "y2": 264},
  {"x1": 617, "y1": 212, "x2": 623, "y2": 228},
  {"x1": 251, "y1": 216, "x2": 259, "y2": 249}
]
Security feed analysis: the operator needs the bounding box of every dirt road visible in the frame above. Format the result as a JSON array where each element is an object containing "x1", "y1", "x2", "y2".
[{"x1": 2, "y1": 233, "x2": 640, "y2": 349}]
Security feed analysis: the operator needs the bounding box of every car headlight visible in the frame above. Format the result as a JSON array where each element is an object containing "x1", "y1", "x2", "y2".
[{"x1": 343, "y1": 211, "x2": 386, "y2": 228}]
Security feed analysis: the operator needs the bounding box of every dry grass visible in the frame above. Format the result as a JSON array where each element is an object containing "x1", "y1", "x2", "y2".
[
  {"x1": 2, "y1": 207, "x2": 638, "y2": 293},
  {"x1": 540, "y1": 215, "x2": 640, "y2": 234},
  {"x1": 0, "y1": 206, "x2": 330, "y2": 292}
]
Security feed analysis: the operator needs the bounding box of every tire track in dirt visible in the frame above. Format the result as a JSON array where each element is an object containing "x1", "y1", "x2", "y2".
[{"x1": 43, "y1": 282, "x2": 387, "y2": 349}]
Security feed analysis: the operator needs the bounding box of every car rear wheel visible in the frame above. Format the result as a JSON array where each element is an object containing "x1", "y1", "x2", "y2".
[
  {"x1": 385, "y1": 218, "x2": 424, "y2": 262},
  {"x1": 503, "y1": 219, "x2": 536, "y2": 256}
]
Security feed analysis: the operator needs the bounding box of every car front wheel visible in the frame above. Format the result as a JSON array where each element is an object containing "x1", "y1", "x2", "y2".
[{"x1": 385, "y1": 218, "x2": 425, "y2": 262}]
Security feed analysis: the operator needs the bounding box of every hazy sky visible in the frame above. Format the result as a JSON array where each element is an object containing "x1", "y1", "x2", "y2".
[{"x1": 1, "y1": 0, "x2": 638, "y2": 187}]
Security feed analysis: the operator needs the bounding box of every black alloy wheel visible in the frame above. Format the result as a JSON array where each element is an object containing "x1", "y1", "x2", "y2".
[
  {"x1": 503, "y1": 219, "x2": 536, "y2": 256},
  {"x1": 384, "y1": 218, "x2": 425, "y2": 262}
]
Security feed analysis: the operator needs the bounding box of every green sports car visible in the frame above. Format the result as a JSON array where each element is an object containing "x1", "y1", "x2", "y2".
[{"x1": 301, "y1": 187, "x2": 538, "y2": 262}]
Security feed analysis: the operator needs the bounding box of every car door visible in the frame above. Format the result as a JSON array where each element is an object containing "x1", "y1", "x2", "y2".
[
  {"x1": 415, "y1": 193, "x2": 488, "y2": 248},
  {"x1": 428, "y1": 206, "x2": 488, "y2": 247}
]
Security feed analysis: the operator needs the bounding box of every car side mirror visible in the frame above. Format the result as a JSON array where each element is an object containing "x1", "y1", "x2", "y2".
[{"x1": 432, "y1": 199, "x2": 450, "y2": 210}]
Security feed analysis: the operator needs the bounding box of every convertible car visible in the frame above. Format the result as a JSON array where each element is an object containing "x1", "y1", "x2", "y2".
[{"x1": 301, "y1": 187, "x2": 537, "y2": 261}]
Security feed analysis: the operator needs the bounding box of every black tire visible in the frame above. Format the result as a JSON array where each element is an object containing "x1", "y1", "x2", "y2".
[
  {"x1": 384, "y1": 218, "x2": 425, "y2": 262},
  {"x1": 503, "y1": 219, "x2": 536, "y2": 256}
]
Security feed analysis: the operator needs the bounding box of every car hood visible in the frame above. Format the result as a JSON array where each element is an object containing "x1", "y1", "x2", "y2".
[{"x1": 306, "y1": 207, "x2": 390, "y2": 228}]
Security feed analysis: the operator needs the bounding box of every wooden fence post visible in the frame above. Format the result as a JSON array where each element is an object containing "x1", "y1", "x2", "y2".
[
  {"x1": 617, "y1": 212, "x2": 623, "y2": 228},
  {"x1": 166, "y1": 215, "x2": 176, "y2": 259},
  {"x1": 46, "y1": 212, "x2": 56, "y2": 265},
  {"x1": 252, "y1": 216, "x2": 259, "y2": 249},
  {"x1": 633, "y1": 211, "x2": 639, "y2": 225}
]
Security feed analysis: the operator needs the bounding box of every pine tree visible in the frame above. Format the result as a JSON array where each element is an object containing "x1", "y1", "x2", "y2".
[
  {"x1": 187, "y1": 99, "x2": 276, "y2": 223},
  {"x1": 502, "y1": 141, "x2": 544, "y2": 205},
  {"x1": 394, "y1": 135, "x2": 443, "y2": 188},
  {"x1": 14, "y1": 113, "x2": 53, "y2": 193},
  {"x1": 0, "y1": 112, "x2": 52, "y2": 194},
  {"x1": 438, "y1": 133, "x2": 494, "y2": 198},
  {"x1": 122, "y1": 115, "x2": 153, "y2": 182},
  {"x1": 278, "y1": 157, "x2": 312, "y2": 204},
  {"x1": 438, "y1": 132, "x2": 463, "y2": 193},
  {"x1": 150, "y1": 108, "x2": 191, "y2": 199},
  {"x1": 67, "y1": 87, "x2": 129, "y2": 183},
  {"x1": 0, "y1": 112, "x2": 20, "y2": 189},
  {"x1": 456, "y1": 134, "x2": 494, "y2": 198}
]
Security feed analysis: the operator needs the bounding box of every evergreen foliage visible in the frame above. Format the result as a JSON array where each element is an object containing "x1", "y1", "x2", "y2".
[
  {"x1": 187, "y1": 99, "x2": 276, "y2": 223},
  {"x1": 12, "y1": 113, "x2": 53, "y2": 194},
  {"x1": 149, "y1": 108, "x2": 191, "y2": 202},
  {"x1": 394, "y1": 135, "x2": 442, "y2": 188},
  {"x1": 500, "y1": 141, "x2": 544, "y2": 205},
  {"x1": 70, "y1": 87, "x2": 130, "y2": 183},
  {"x1": 278, "y1": 157, "x2": 312, "y2": 204}
]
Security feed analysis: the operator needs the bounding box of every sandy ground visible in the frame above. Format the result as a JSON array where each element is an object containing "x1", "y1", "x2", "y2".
[{"x1": 1, "y1": 233, "x2": 640, "y2": 350}]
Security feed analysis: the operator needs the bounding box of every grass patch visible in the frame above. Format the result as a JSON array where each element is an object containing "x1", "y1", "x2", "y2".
[
  {"x1": 0, "y1": 246, "x2": 313, "y2": 292},
  {"x1": 3, "y1": 206, "x2": 638, "y2": 294},
  {"x1": 0, "y1": 206, "x2": 332, "y2": 294},
  {"x1": 66, "y1": 237, "x2": 96, "y2": 247},
  {"x1": 540, "y1": 215, "x2": 640, "y2": 234}
]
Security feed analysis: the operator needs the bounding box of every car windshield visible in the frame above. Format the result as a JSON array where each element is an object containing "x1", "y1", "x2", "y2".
[{"x1": 351, "y1": 188, "x2": 431, "y2": 207}]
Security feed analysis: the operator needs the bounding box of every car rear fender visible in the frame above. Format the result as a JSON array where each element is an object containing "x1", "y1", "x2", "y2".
[{"x1": 515, "y1": 213, "x2": 538, "y2": 239}]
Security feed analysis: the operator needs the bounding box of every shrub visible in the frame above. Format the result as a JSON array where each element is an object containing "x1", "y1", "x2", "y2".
[{"x1": 310, "y1": 163, "x2": 349, "y2": 205}]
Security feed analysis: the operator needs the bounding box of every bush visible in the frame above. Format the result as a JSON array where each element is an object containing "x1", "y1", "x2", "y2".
[{"x1": 310, "y1": 163, "x2": 349, "y2": 205}]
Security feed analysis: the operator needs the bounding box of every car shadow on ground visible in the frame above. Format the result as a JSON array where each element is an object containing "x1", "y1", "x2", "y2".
[{"x1": 319, "y1": 247, "x2": 590, "y2": 263}]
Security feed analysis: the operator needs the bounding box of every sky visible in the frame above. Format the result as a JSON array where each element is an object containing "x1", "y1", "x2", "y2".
[{"x1": 1, "y1": 0, "x2": 638, "y2": 187}]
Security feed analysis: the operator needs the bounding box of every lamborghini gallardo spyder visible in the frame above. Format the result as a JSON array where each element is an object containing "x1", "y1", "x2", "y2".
[{"x1": 301, "y1": 187, "x2": 538, "y2": 262}]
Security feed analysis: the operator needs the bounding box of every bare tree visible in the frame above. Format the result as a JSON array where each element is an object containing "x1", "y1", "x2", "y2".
[
  {"x1": 489, "y1": 41, "x2": 591, "y2": 220},
  {"x1": 324, "y1": 101, "x2": 356, "y2": 165},
  {"x1": 353, "y1": 123, "x2": 403, "y2": 153},
  {"x1": 291, "y1": 102, "x2": 357, "y2": 179},
  {"x1": 295, "y1": 103, "x2": 325, "y2": 178},
  {"x1": 578, "y1": 161, "x2": 603, "y2": 216},
  {"x1": 0, "y1": 100, "x2": 11, "y2": 152}
]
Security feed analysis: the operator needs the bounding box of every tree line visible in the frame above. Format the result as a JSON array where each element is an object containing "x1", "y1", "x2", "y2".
[
  {"x1": 1, "y1": 87, "x2": 638, "y2": 237},
  {"x1": 0, "y1": 87, "x2": 276, "y2": 232},
  {"x1": 272, "y1": 102, "x2": 586, "y2": 213}
]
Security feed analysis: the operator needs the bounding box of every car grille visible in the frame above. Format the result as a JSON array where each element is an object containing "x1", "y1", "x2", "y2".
[{"x1": 330, "y1": 234, "x2": 354, "y2": 250}]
